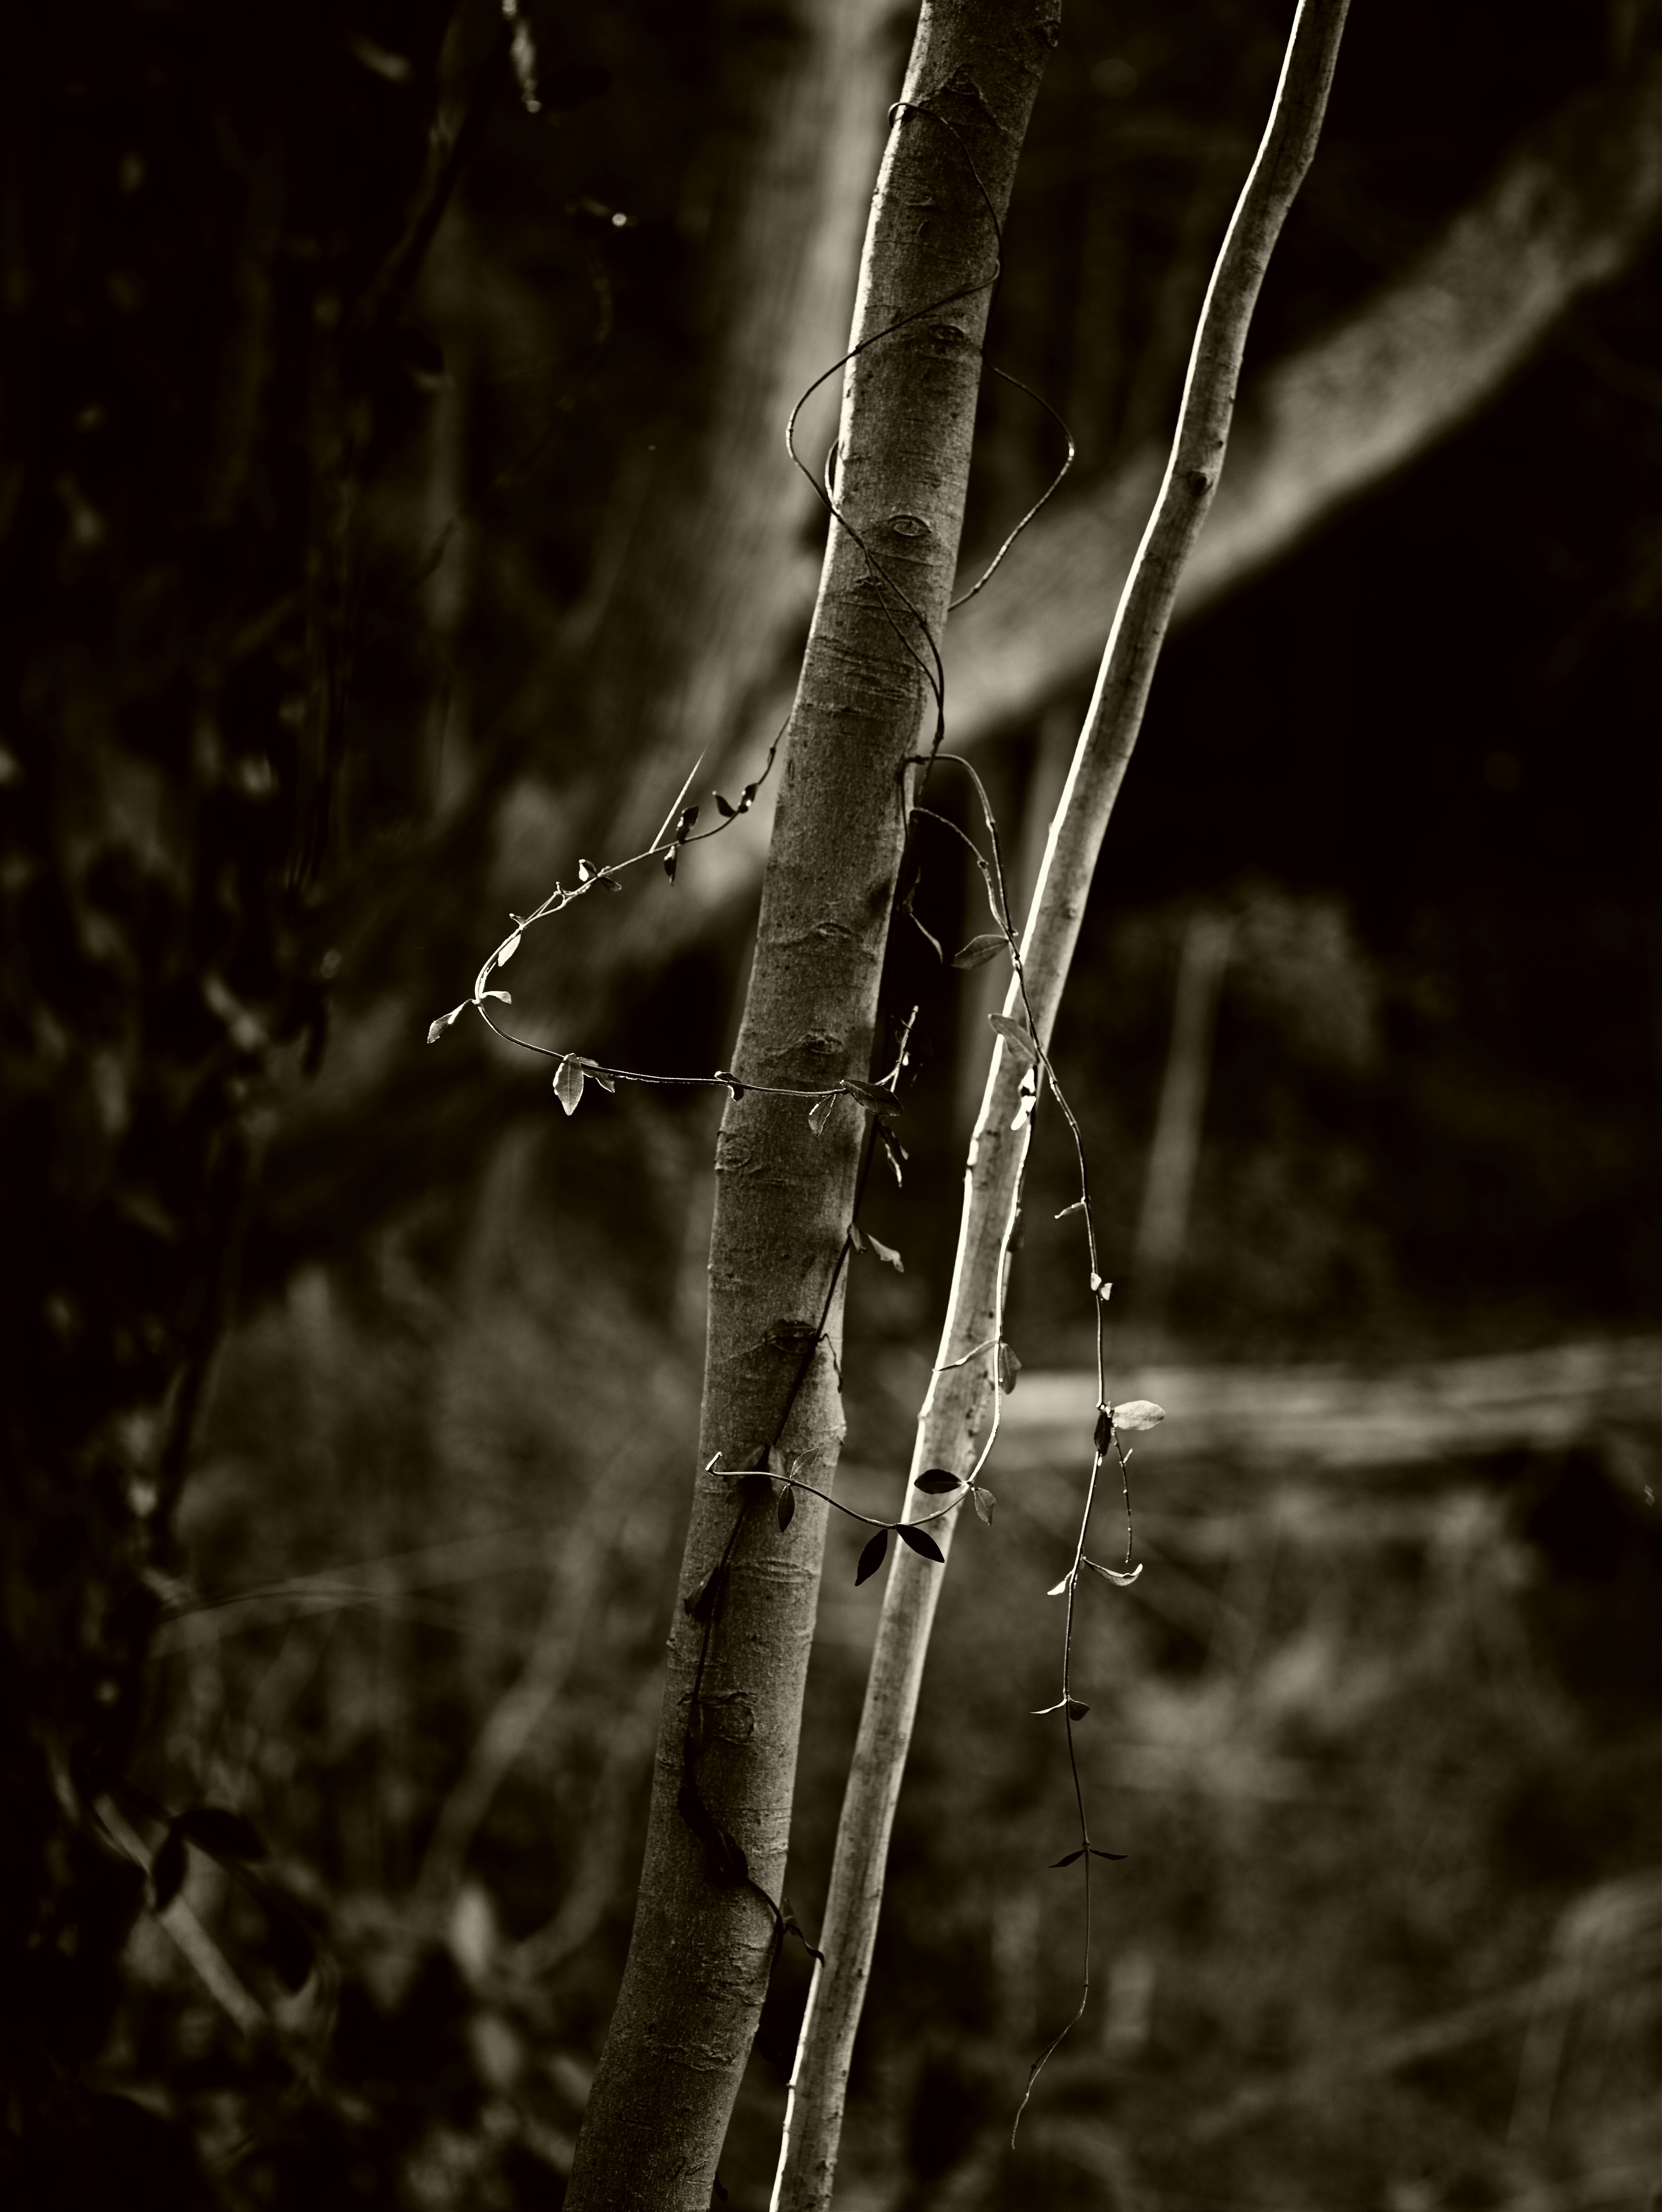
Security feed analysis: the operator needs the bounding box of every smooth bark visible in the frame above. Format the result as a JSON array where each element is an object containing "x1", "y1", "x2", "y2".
[
  {"x1": 563, "y1": 8, "x2": 1061, "y2": 2206},
  {"x1": 772, "y1": 5, "x2": 1350, "y2": 2202}
]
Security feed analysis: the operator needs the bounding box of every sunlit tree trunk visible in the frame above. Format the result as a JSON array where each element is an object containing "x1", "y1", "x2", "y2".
[{"x1": 564, "y1": 6, "x2": 1060, "y2": 2206}]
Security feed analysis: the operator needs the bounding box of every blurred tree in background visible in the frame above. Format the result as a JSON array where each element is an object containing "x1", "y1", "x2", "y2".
[{"x1": 1, "y1": 0, "x2": 1657, "y2": 2205}]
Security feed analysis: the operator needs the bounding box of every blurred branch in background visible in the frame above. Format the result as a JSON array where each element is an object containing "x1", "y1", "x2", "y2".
[{"x1": 1131, "y1": 910, "x2": 1234, "y2": 1341}]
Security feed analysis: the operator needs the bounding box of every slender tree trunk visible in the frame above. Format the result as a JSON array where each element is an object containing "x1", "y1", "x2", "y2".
[
  {"x1": 771, "y1": 6, "x2": 1350, "y2": 2202},
  {"x1": 564, "y1": 7, "x2": 1060, "y2": 2206}
]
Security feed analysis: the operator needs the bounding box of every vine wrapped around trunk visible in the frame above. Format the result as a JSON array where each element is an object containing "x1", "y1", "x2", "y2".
[
  {"x1": 772, "y1": 3, "x2": 1352, "y2": 2204},
  {"x1": 563, "y1": 6, "x2": 1060, "y2": 2207}
]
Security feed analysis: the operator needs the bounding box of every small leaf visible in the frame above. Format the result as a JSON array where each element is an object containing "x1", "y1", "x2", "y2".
[
  {"x1": 952, "y1": 933, "x2": 1008, "y2": 970},
  {"x1": 577, "y1": 1059, "x2": 616, "y2": 1093},
  {"x1": 1010, "y1": 1077, "x2": 1037, "y2": 1132},
  {"x1": 496, "y1": 932, "x2": 523, "y2": 966},
  {"x1": 854, "y1": 1527, "x2": 890, "y2": 1587},
  {"x1": 1094, "y1": 1408, "x2": 1111, "y2": 1453},
  {"x1": 849, "y1": 1223, "x2": 868, "y2": 1253},
  {"x1": 577, "y1": 858, "x2": 595, "y2": 881},
  {"x1": 843, "y1": 1077, "x2": 902, "y2": 1122},
  {"x1": 738, "y1": 784, "x2": 757, "y2": 811},
  {"x1": 1082, "y1": 1556, "x2": 1144, "y2": 1588},
  {"x1": 1050, "y1": 1848, "x2": 1085, "y2": 1868},
  {"x1": 915, "y1": 1469, "x2": 962, "y2": 1495},
  {"x1": 988, "y1": 1012, "x2": 1036, "y2": 1067},
  {"x1": 676, "y1": 805, "x2": 699, "y2": 840},
  {"x1": 151, "y1": 1826, "x2": 187, "y2": 1912},
  {"x1": 1047, "y1": 1572, "x2": 1075, "y2": 1598},
  {"x1": 1112, "y1": 1400, "x2": 1165, "y2": 1433},
  {"x1": 1067, "y1": 1700, "x2": 1090, "y2": 1720},
  {"x1": 664, "y1": 849, "x2": 678, "y2": 882},
  {"x1": 481, "y1": 987, "x2": 511, "y2": 1003},
  {"x1": 427, "y1": 1004, "x2": 465, "y2": 1045},
  {"x1": 1092, "y1": 1848, "x2": 1127, "y2": 1862},
  {"x1": 1055, "y1": 1199, "x2": 1085, "y2": 1219},
  {"x1": 972, "y1": 1486, "x2": 995, "y2": 1525},
  {"x1": 554, "y1": 1055, "x2": 586, "y2": 1116},
  {"x1": 997, "y1": 1342, "x2": 1022, "y2": 1393},
  {"x1": 807, "y1": 1095, "x2": 837, "y2": 1138},
  {"x1": 895, "y1": 1523, "x2": 944, "y2": 1563},
  {"x1": 1030, "y1": 1698, "x2": 1088, "y2": 1718},
  {"x1": 866, "y1": 1233, "x2": 904, "y2": 1273},
  {"x1": 777, "y1": 1485, "x2": 796, "y2": 1534},
  {"x1": 714, "y1": 1069, "x2": 745, "y2": 1099},
  {"x1": 178, "y1": 1807, "x2": 266, "y2": 1862}
]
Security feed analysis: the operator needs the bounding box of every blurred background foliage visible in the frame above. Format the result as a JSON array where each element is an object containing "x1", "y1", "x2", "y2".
[{"x1": 3, "y1": 0, "x2": 1658, "y2": 2204}]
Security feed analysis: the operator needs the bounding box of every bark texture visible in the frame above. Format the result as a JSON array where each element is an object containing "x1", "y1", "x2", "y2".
[
  {"x1": 563, "y1": 6, "x2": 1060, "y2": 2206},
  {"x1": 773, "y1": 4, "x2": 1350, "y2": 2201}
]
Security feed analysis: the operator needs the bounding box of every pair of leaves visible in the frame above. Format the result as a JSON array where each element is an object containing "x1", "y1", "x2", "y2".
[
  {"x1": 854, "y1": 1521, "x2": 944, "y2": 1587},
  {"x1": 1050, "y1": 1846, "x2": 1127, "y2": 1868},
  {"x1": 553, "y1": 1053, "x2": 616, "y2": 1116},
  {"x1": 712, "y1": 781, "x2": 757, "y2": 820},
  {"x1": 152, "y1": 1804, "x2": 265, "y2": 1913},
  {"x1": 849, "y1": 1222, "x2": 904, "y2": 1272}
]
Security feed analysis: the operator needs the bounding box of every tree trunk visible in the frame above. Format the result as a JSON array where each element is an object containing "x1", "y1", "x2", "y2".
[
  {"x1": 563, "y1": 6, "x2": 1060, "y2": 2206},
  {"x1": 772, "y1": 5, "x2": 1350, "y2": 2200}
]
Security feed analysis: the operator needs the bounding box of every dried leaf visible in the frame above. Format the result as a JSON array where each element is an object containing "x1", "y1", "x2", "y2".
[
  {"x1": 906, "y1": 907, "x2": 943, "y2": 961},
  {"x1": 915, "y1": 1469, "x2": 962, "y2": 1495},
  {"x1": 854, "y1": 1527, "x2": 890, "y2": 1587},
  {"x1": 554, "y1": 1055, "x2": 586, "y2": 1116},
  {"x1": 952, "y1": 932, "x2": 1008, "y2": 970},
  {"x1": 895, "y1": 1523, "x2": 944, "y2": 1563},
  {"x1": 427, "y1": 1004, "x2": 465, "y2": 1044},
  {"x1": 1082, "y1": 1556, "x2": 1144, "y2": 1588},
  {"x1": 866, "y1": 1233, "x2": 904, "y2": 1273},
  {"x1": 1111, "y1": 1400, "x2": 1165, "y2": 1433},
  {"x1": 972, "y1": 1486, "x2": 995, "y2": 1525},
  {"x1": 988, "y1": 1012, "x2": 1037, "y2": 1067},
  {"x1": 777, "y1": 1485, "x2": 796, "y2": 1534},
  {"x1": 848, "y1": 1222, "x2": 868, "y2": 1253},
  {"x1": 807, "y1": 1094, "x2": 837, "y2": 1137}
]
